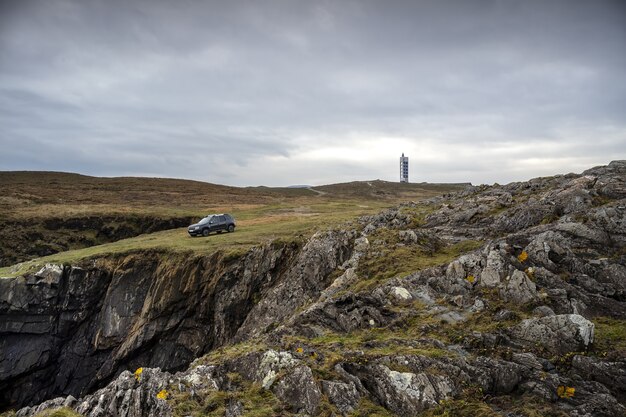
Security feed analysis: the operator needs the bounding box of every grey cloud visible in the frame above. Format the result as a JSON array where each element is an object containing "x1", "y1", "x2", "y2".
[{"x1": 0, "y1": 0, "x2": 625, "y2": 185}]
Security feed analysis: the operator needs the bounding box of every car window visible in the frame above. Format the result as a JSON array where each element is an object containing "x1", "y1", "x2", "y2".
[
  {"x1": 199, "y1": 216, "x2": 212, "y2": 225},
  {"x1": 217, "y1": 215, "x2": 226, "y2": 222}
]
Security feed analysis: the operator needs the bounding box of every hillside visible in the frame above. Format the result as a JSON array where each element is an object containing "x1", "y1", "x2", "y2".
[
  {"x1": 1, "y1": 162, "x2": 625, "y2": 417},
  {"x1": 0, "y1": 172, "x2": 462, "y2": 269}
]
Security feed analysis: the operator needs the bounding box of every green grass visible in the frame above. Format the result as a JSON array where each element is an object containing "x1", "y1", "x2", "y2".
[
  {"x1": 0, "y1": 199, "x2": 392, "y2": 277},
  {"x1": 421, "y1": 399, "x2": 498, "y2": 417},
  {"x1": 193, "y1": 340, "x2": 268, "y2": 367},
  {"x1": 353, "y1": 232, "x2": 484, "y2": 293},
  {"x1": 169, "y1": 380, "x2": 285, "y2": 417},
  {"x1": 422, "y1": 393, "x2": 569, "y2": 417},
  {"x1": 347, "y1": 399, "x2": 395, "y2": 417},
  {"x1": 592, "y1": 317, "x2": 626, "y2": 359}
]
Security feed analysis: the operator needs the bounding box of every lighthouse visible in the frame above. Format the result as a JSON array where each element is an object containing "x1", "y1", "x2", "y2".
[{"x1": 400, "y1": 153, "x2": 409, "y2": 183}]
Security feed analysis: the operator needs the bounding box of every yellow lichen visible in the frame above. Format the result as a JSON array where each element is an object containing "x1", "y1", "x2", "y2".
[
  {"x1": 465, "y1": 275, "x2": 475, "y2": 284},
  {"x1": 156, "y1": 389, "x2": 168, "y2": 400},
  {"x1": 517, "y1": 251, "x2": 528, "y2": 263},
  {"x1": 557, "y1": 386, "x2": 575, "y2": 398},
  {"x1": 134, "y1": 367, "x2": 143, "y2": 381},
  {"x1": 296, "y1": 347, "x2": 303, "y2": 354}
]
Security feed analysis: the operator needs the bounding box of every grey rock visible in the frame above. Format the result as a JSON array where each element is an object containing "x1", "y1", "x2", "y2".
[
  {"x1": 399, "y1": 230, "x2": 419, "y2": 244},
  {"x1": 473, "y1": 357, "x2": 523, "y2": 394},
  {"x1": 320, "y1": 267, "x2": 359, "y2": 301},
  {"x1": 510, "y1": 314, "x2": 595, "y2": 355},
  {"x1": 289, "y1": 292, "x2": 395, "y2": 334},
  {"x1": 532, "y1": 305, "x2": 555, "y2": 317},
  {"x1": 34, "y1": 264, "x2": 64, "y2": 285},
  {"x1": 555, "y1": 222, "x2": 611, "y2": 246},
  {"x1": 524, "y1": 231, "x2": 571, "y2": 272},
  {"x1": 349, "y1": 363, "x2": 455, "y2": 416},
  {"x1": 321, "y1": 380, "x2": 360, "y2": 415},
  {"x1": 389, "y1": 286, "x2": 412, "y2": 303},
  {"x1": 499, "y1": 269, "x2": 537, "y2": 304},
  {"x1": 438, "y1": 310, "x2": 466, "y2": 324},
  {"x1": 445, "y1": 260, "x2": 465, "y2": 281},
  {"x1": 273, "y1": 365, "x2": 321, "y2": 415},
  {"x1": 494, "y1": 309, "x2": 517, "y2": 321},
  {"x1": 469, "y1": 298, "x2": 485, "y2": 313},
  {"x1": 480, "y1": 248, "x2": 506, "y2": 287},
  {"x1": 511, "y1": 352, "x2": 543, "y2": 371},
  {"x1": 235, "y1": 230, "x2": 353, "y2": 341},
  {"x1": 571, "y1": 355, "x2": 626, "y2": 400},
  {"x1": 363, "y1": 223, "x2": 376, "y2": 235},
  {"x1": 256, "y1": 350, "x2": 299, "y2": 389}
]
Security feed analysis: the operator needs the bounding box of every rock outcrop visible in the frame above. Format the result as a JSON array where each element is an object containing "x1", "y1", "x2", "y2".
[
  {"x1": 0, "y1": 231, "x2": 354, "y2": 410},
  {"x1": 2, "y1": 161, "x2": 626, "y2": 416}
]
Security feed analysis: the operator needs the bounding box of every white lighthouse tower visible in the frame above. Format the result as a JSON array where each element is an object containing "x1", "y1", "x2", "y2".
[{"x1": 400, "y1": 153, "x2": 409, "y2": 183}]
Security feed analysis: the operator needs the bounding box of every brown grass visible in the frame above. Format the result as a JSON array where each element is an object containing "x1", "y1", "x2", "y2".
[{"x1": 0, "y1": 171, "x2": 465, "y2": 275}]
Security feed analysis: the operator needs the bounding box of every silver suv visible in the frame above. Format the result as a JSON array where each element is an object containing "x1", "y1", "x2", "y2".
[{"x1": 188, "y1": 213, "x2": 236, "y2": 237}]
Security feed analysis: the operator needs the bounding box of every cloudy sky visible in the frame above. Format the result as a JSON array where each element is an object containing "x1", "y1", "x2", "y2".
[{"x1": 0, "y1": 0, "x2": 624, "y2": 186}]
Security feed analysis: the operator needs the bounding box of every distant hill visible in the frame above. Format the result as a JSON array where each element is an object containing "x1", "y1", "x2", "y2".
[
  {"x1": 0, "y1": 171, "x2": 313, "y2": 210},
  {"x1": 0, "y1": 172, "x2": 466, "y2": 211},
  {"x1": 311, "y1": 179, "x2": 469, "y2": 198}
]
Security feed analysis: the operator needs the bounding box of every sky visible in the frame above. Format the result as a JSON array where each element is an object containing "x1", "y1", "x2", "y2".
[{"x1": 0, "y1": 0, "x2": 625, "y2": 186}]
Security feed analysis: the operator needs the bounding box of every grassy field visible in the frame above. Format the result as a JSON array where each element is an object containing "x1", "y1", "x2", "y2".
[
  {"x1": 0, "y1": 171, "x2": 465, "y2": 277},
  {"x1": 0, "y1": 172, "x2": 463, "y2": 219}
]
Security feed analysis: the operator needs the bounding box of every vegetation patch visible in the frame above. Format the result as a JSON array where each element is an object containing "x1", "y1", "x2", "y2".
[
  {"x1": 169, "y1": 381, "x2": 285, "y2": 417},
  {"x1": 592, "y1": 316, "x2": 626, "y2": 359},
  {"x1": 423, "y1": 394, "x2": 569, "y2": 417},
  {"x1": 398, "y1": 204, "x2": 439, "y2": 228},
  {"x1": 354, "y1": 232, "x2": 483, "y2": 293},
  {"x1": 346, "y1": 398, "x2": 395, "y2": 417},
  {"x1": 282, "y1": 325, "x2": 452, "y2": 382},
  {"x1": 32, "y1": 408, "x2": 82, "y2": 417},
  {"x1": 421, "y1": 399, "x2": 498, "y2": 417},
  {"x1": 193, "y1": 340, "x2": 268, "y2": 367}
]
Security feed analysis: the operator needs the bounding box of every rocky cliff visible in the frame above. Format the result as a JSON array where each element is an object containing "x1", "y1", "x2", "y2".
[{"x1": 1, "y1": 161, "x2": 625, "y2": 417}]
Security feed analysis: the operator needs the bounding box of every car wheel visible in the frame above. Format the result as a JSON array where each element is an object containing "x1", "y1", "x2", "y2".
[
  {"x1": 202, "y1": 228, "x2": 210, "y2": 237},
  {"x1": 227, "y1": 224, "x2": 235, "y2": 233}
]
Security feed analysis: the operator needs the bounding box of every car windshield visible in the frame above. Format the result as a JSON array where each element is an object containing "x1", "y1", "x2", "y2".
[{"x1": 199, "y1": 216, "x2": 213, "y2": 225}]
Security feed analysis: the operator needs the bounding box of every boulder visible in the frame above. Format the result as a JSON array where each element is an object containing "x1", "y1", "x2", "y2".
[
  {"x1": 343, "y1": 362, "x2": 455, "y2": 416},
  {"x1": 480, "y1": 248, "x2": 506, "y2": 287},
  {"x1": 256, "y1": 350, "x2": 299, "y2": 389},
  {"x1": 389, "y1": 286, "x2": 412, "y2": 303},
  {"x1": 273, "y1": 365, "x2": 321, "y2": 415},
  {"x1": 510, "y1": 314, "x2": 594, "y2": 355},
  {"x1": 499, "y1": 269, "x2": 537, "y2": 304},
  {"x1": 321, "y1": 380, "x2": 360, "y2": 414}
]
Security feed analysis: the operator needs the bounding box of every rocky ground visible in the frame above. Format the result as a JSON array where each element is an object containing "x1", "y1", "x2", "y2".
[{"x1": 1, "y1": 161, "x2": 625, "y2": 417}]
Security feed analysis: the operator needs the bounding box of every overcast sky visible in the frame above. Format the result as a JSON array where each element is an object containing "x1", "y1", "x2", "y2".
[{"x1": 0, "y1": 0, "x2": 625, "y2": 186}]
